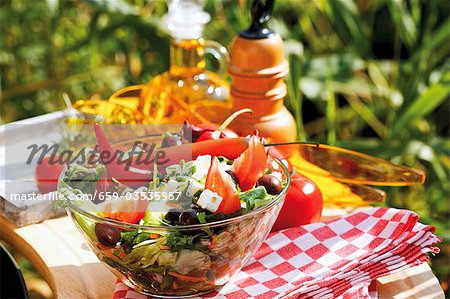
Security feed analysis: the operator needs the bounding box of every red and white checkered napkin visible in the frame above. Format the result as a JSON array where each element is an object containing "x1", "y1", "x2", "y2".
[{"x1": 113, "y1": 208, "x2": 441, "y2": 299}]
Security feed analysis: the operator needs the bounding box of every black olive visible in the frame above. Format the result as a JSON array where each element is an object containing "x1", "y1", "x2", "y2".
[
  {"x1": 95, "y1": 222, "x2": 121, "y2": 247},
  {"x1": 161, "y1": 135, "x2": 182, "y2": 148},
  {"x1": 256, "y1": 175, "x2": 282, "y2": 195},
  {"x1": 164, "y1": 208, "x2": 182, "y2": 225},
  {"x1": 179, "y1": 209, "x2": 200, "y2": 226},
  {"x1": 225, "y1": 170, "x2": 240, "y2": 186}
]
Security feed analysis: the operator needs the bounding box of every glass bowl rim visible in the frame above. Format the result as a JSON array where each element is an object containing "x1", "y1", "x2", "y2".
[{"x1": 65, "y1": 157, "x2": 291, "y2": 231}]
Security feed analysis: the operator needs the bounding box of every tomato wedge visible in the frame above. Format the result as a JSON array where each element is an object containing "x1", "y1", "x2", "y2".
[
  {"x1": 205, "y1": 157, "x2": 240, "y2": 214},
  {"x1": 232, "y1": 136, "x2": 267, "y2": 191},
  {"x1": 103, "y1": 194, "x2": 148, "y2": 224}
]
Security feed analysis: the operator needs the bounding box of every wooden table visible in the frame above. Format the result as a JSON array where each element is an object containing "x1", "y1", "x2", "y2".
[{"x1": 0, "y1": 210, "x2": 444, "y2": 299}]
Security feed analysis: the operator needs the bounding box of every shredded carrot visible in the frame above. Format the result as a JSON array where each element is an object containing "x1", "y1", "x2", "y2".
[
  {"x1": 97, "y1": 244, "x2": 124, "y2": 259},
  {"x1": 150, "y1": 233, "x2": 161, "y2": 239},
  {"x1": 168, "y1": 272, "x2": 207, "y2": 282},
  {"x1": 159, "y1": 245, "x2": 170, "y2": 250}
]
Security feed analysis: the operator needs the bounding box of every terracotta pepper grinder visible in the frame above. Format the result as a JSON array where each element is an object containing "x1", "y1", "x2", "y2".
[{"x1": 228, "y1": 0, "x2": 297, "y2": 156}]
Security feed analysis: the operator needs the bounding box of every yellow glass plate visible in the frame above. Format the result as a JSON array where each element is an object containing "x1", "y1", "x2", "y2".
[{"x1": 289, "y1": 144, "x2": 425, "y2": 186}]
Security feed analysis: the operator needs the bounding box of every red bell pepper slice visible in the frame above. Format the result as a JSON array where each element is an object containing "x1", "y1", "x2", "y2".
[
  {"x1": 93, "y1": 124, "x2": 250, "y2": 188},
  {"x1": 94, "y1": 124, "x2": 153, "y2": 188}
]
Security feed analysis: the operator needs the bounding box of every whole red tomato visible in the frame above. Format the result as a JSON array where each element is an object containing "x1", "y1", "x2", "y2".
[
  {"x1": 34, "y1": 156, "x2": 65, "y2": 193},
  {"x1": 271, "y1": 171, "x2": 323, "y2": 232}
]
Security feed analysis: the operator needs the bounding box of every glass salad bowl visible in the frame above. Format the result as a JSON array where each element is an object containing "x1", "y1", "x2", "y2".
[{"x1": 58, "y1": 133, "x2": 290, "y2": 298}]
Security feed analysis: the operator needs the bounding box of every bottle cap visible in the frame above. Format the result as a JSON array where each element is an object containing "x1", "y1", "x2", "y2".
[
  {"x1": 165, "y1": 0, "x2": 210, "y2": 40},
  {"x1": 239, "y1": 0, "x2": 275, "y2": 39}
]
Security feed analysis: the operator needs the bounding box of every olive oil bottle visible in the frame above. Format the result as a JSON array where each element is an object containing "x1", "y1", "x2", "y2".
[{"x1": 138, "y1": 0, "x2": 231, "y2": 124}]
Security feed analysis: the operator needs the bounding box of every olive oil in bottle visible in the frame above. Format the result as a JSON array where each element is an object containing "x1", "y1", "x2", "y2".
[{"x1": 139, "y1": 0, "x2": 231, "y2": 124}]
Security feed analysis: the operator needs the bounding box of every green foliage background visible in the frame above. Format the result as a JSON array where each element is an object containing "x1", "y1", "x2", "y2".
[{"x1": 1, "y1": 0, "x2": 449, "y2": 295}]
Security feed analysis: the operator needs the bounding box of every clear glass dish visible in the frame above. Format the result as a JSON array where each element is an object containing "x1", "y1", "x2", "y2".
[{"x1": 61, "y1": 156, "x2": 290, "y2": 298}]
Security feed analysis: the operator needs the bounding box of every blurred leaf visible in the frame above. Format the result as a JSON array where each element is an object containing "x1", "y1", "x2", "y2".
[
  {"x1": 326, "y1": 87, "x2": 336, "y2": 145},
  {"x1": 386, "y1": 0, "x2": 418, "y2": 49},
  {"x1": 302, "y1": 53, "x2": 365, "y2": 81},
  {"x1": 286, "y1": 53, "x2": 306, "y2": 140},
  {"x1": 320, "y1": 0, "x2": 370, "y2": 57},
  {"x1": 326, "y1": 59, "x2": 337, "y2": 145},
  {"x1": 411, "y1": 18, "x2": 450, "y2": 63},
  {"x1": 393, "y1": 71, "x2": 450, "y2": 136},
  {"x1": 1, "y1": 66, "x2": 122, "y2": 100},
  {"x1": 345, "y1": 96, "x2": 387, "y2": 138},
  {"x1": 405, "y1": 140, "x2": 448, "y2": 183},
  {"x1": 83, "y1": 0, "x2": 139, "y2": 15},
  {"x1": 430, "y1": 138, "x2": 450, "y2": 155},
  {"x1": 45, "y1": 0, "x2": 59, "y2": 17},
  {"x1": 331, "y1": 79, "x2": 381, "y2": 99}
]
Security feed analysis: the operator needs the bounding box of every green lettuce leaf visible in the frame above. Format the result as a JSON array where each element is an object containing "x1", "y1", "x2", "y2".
[
  {"x1": 166, "y1": 232, "x2": 198, "y2": 250},
  {"x1": 239, "y1": 186, "x2": 274, "y2": 210},
  {"x1": 123, "y1": 243, "x2": 160, "y2": 269},
  {"x1": 171, "y1": 250, "x2": 211, "y2": 275}
]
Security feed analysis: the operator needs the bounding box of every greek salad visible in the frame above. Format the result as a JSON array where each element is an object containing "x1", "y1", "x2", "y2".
[{"x1": 59, "y1": 126, "x2": 288, "y2": 295}]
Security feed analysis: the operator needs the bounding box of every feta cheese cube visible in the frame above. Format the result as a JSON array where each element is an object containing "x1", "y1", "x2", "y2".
[
  {"x1": 192, "y1": 155, "x2": 212, "y2": 181},
  {"x1": 186, "y1": 179, "x2": 204, "y2": 196},
  {"x1": 159, "y1": 180, "x2": 188, "y2": 194},
  {"x1": 197, "y1": 189, "x2": 223, "y2": 213}
]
